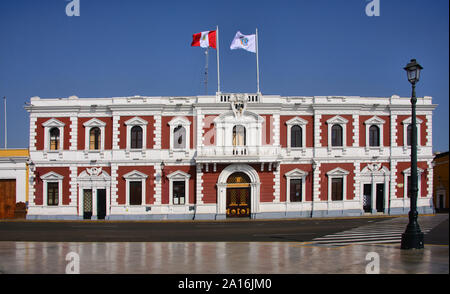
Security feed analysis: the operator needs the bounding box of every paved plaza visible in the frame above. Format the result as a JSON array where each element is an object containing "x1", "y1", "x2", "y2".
[{"x1": 0, "y1": 241, "x2": 447, "y2": 274}]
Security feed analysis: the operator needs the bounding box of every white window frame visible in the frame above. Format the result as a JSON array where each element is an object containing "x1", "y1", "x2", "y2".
[
  {"x1": 364, "y1": 116, "x2": 385, "y2": 149},
  {"x1": 168, "y1": 117, "x2": 191, "y2": 155},
  {"x1": 123, "y1": 170, "x2": 148, "y2": 206},
  {"x1": 84, "y1": 118, "x2": 106, "y2": 151},
  {"x1": 125, "y1": 117, "x2": 148, "y2": 150},
  {"x1": 326, "y1": 167, "x2": 349, "y2": 202},
  {"x1": 285, "y1": 168, "x2": 308, "y2": 203},
  {"x1": 286, "y1": 117, "x2": 308, "y2": 155},
  {"x1": 402, "y1": 116, "x2": 423, "y2": 148},
  {"x1": 166, "y1": 170, "x2": 191, "y2": 206},
  {"x1": 42, "y1": 118, "x2": 65, "y2": 152},
  {"x1": 40, "y1": 171, "x2": 64, "y2": 207},
  {"x1": 402, "y1": 167, "x2": 424, "y2": 199},
  {"x1": 327, "y1": 115, "x2": 348, "y2": 150}
]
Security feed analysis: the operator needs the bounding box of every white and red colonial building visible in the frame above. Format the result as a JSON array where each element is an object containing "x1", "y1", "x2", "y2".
[{"x1": 25, "y1": 93, "x2": 436, "y2": 220}]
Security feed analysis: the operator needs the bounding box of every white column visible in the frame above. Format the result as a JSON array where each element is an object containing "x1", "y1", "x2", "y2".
[
  {"x1": 391, "y1": 114, "x2": 398, "y2": 147},
  {"x1": 313, "y1": 163, "x2": 321, "y2": 202},
  {"x1": 110, "y1": 164, "x2": 119, "y2": 206},
  {"x1": 69, "y1": 116, "x2": 78, "y2": 151},
  {"x1": 196, "y1": 164, "x2": 204, "y2": 205},
  {"x1": 69, "y1": 166, "x2": 78, "y2": 209},
  {"x1": 353, "y1": 161, "x2": 360, "y2": 201},
  {"x1": 112, "y1": 115, "x2": 120, "y2": 150},
  {"x1": 154, "y1": 115, "x2": 162, "y2": 149},
  {"x1": 314, "y1": 114, "x2": 322, "y2": 148},
  {"x1": 371, "y1": 176, "x2": 377, "y2": 213},
  {"x1": 273, "y1": 166, "x2": 280, "y2": 203},
  {"x1": 352, "y1": 115, "x2": 359, "y2": 147},
  {"x1": 29, "y1": 116, "x2": 37, "y2": 151},
  {"x1": 273, "y1": 113, "x2": 280, "y2": 146},
  {"x1": 154, "y1": 163, "x2": 162, "y2": 205}
]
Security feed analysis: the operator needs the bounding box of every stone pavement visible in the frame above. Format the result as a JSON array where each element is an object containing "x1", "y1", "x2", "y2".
[{"x1": 0, "y1": 241, "x2": 447, "y2": 274}]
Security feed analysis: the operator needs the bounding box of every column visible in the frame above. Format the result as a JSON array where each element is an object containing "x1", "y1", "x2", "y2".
[{"x1": 196, "y1": 164, "x2": 204, "y2": 205}]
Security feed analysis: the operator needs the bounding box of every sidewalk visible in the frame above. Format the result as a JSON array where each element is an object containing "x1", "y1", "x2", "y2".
[{"x1": 0, "y1": 241, "x2": 447, "y2": 274}]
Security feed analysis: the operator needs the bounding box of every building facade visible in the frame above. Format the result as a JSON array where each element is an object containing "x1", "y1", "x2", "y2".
[
  {"x1": 433, "y1": 151, "x2": 449, "y2": 212},
  {"x1": 0, "y1": 149, "x2": 29, "y2": 219},
  {"x1": 25, "y1": 93, "x2": 436, "y2": 220}
]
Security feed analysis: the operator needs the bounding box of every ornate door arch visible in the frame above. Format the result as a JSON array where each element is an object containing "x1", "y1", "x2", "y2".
[
  {"x1": 217, "y1": 164, "x2": 260, "y2": 219},
  {"x1": 77, "y1": 167, "x2": 111, "y2": 220}
]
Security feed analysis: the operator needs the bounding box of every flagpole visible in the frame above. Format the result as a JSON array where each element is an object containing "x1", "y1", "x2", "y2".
[
  {"x1": 216, "y1": 25, "x2": 221, "y2": 93},
  {"x1": 256, "y1": 28, "x2": 260, "y2": 94},
  {"x1": 205, "y1": 47, "x2": 209, "y2": 95}
]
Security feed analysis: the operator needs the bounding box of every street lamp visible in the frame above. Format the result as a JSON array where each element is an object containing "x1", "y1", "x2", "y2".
[{"x1": 400, "y1": 59, "x2": 424, "y2": 250}]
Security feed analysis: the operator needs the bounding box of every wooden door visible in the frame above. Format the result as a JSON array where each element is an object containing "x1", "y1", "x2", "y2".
[
  {"x1": 0, "y1": 179, "x2": 16, "y2": 219},
  {"x1": 226, "y1": 188, "x2": 250, "y2": 218}
]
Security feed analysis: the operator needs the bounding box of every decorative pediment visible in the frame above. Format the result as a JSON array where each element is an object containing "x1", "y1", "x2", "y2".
[
  {"x1": 125, "y1": 117, "x2": 148, "y2": 126},
  {"x1": 123, "y1": 170, "x2": 148, "y2": 179},
  {"x1": 361, "y1": 163, "x2": 390, "y2": 175},
  {"x1": 40, "y1": 171, "x2": 64, "y2": 181},
  {"x1": 326, "y1": 115, "x2": 348, "y2": 125},
  {"x1": 326, "y1": 167, "x2": 350, "y2": 176},
  {"x1": 83, "y1": 118, "x2": 106, "y2": 127},
  {"x1": 286, "y1": 117, "x2": 308, "y2": 126},
  {"x1": 402, "y1": 167, "x2": 424, "y2": 175},
  {"x1": 168, "y1": 116, "x2": 191, "y2": 127},
  {"x1": 78, "y1": 167, "x2": 110, "y2": 180},
  {"x1": 166, "y1": 170, "x2": 191, "y2": 179},
  {"x1": 285, "y1": 168, "x2": 308, "y2": 177},
  {"x1": 42, "y1": 118, "x2": 65, "y2": 127},
  {"x1": 364, "y1": 116, "x2": 386, "y2": 125},
  {"x1": 214, "y1": 110, "x2": 264, "y2": 124},
  {"x1": 402, "y1": 117, "x2": 423, "y2": 124}
]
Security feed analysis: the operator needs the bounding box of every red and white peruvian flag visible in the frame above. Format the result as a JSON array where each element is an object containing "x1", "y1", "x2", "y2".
[{"x1": 191, "y1": 30, "x2": 217, "y2": 49}]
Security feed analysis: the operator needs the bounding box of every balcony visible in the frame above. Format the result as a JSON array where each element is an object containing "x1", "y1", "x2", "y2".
[{"x1": 196, "y1": 145, "x2": 280, "y2": 163}]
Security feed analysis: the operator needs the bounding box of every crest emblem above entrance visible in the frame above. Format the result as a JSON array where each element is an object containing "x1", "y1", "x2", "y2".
[{"x1": 230, "y1": 94, "x2": 247, "y2": 118}]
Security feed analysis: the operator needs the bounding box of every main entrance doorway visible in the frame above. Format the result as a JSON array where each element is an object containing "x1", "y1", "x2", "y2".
[
  {"x1": 226, "y1": 172, "x2": 251, "y2": 218},
  {"x1": 362, "y1": 183, "x2": 385, "y2": 213}
]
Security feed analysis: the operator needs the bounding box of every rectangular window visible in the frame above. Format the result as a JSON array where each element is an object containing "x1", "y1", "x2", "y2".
[
  {"x1": 47, "y1": 182, "x2": 59, "y2": 206},
  {"x1": 129, "y1": 181, "x2": 142, "y2": 205},
  {"x1": 173, "y1": 181, "x2": 186, "y2": 205},
  {"x1": 331, "y1": 178, "x2": 343, "y2": 201},
  {"x1": 290, "y1": 179, "x2": 302, "y2": 202}
]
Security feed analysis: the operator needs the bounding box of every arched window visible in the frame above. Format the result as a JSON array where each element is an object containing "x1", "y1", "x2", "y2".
[
  {"x1": 291, "y1": 125, "x2": 302, "y2": 148},
  {"x1": 173, "y1": 125, "x2": 186, "y2": 149},
  {"x1": 407, "y1": 124, "x2": 413, "y2": 146},
  {"x1": 233, "y1": 125, "x2": 246, "y2": 146},
  {"x1": 369, "y1": 125, "x2": 380, "y2": 147},
  {"x1": 130, "y1": 126, "x2": 143, "y2": 149},
  {"x1": 49, "y1": 127, "x2": 60, "y2": 150},
  {"x1": 89, "y1": 127, "x2": 101, "y2": 150},
  {"x1": 331, "y1": 125, "x2": 343, "y2": 147}
]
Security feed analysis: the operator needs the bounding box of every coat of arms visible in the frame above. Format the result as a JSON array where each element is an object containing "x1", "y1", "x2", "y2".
[{"x1": 230, "y1": 94, "x2": 247, "y2": 118}]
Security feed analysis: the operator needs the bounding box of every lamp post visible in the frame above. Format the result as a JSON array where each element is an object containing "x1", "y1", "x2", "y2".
[{"x1": 400, "y1": 59, "x2": 424, "y2": 249}]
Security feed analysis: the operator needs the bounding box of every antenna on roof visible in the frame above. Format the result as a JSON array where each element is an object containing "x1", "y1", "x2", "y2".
[{"x1": 3, "y1": 96, "x2": 6, "y2": 149}]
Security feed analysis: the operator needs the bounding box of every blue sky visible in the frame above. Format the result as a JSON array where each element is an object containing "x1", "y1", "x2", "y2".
[{"x1": 0, "y1": 0, "x2": 448, "y2": 151}]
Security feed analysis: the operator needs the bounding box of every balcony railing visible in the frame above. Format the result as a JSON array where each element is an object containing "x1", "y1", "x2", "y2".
[{"x1": 198, "y1": 145, "x2": 280, "y2": 157}]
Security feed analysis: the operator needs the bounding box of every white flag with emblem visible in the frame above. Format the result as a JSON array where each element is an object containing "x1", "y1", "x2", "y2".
[{"x1": 230, "y1": 31, "x2": 256, "y2": 53}]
